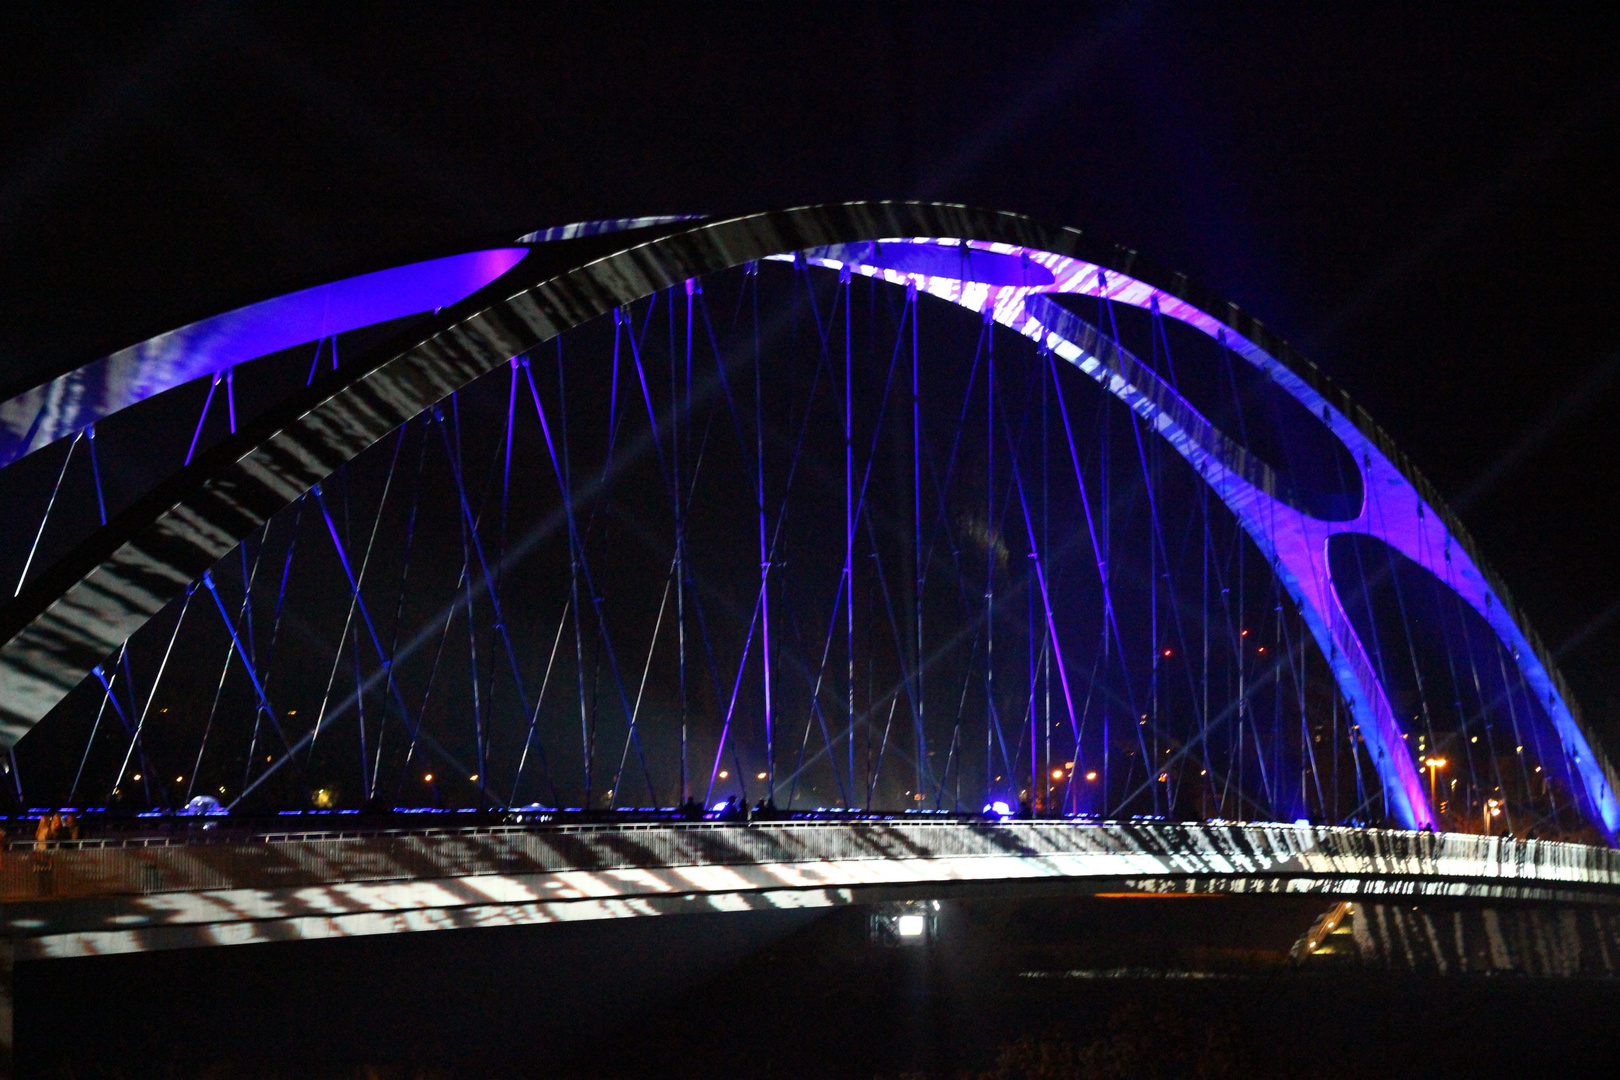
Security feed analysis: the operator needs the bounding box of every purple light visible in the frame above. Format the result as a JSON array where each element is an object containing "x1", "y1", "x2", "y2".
[
  {"x1": 798, "y1": 242, "x2": 1054, "y2": 288},
  {"x1": 795, "y1": 236, "x2": 1620, "y2": 842},
  {"x1": 0, "y1": 247, "x2": 530, "y2": 466}
]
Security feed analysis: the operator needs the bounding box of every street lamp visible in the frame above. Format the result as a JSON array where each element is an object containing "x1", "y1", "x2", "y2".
[
  {"x1": 1484, "y1": 797, "x2": 1502, "y2": 835},
  {"x1": 1423, "y1": 758, "x2": 1447, "y2": 820}
]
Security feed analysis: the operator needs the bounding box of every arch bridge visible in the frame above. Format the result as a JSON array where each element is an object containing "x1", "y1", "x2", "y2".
[{"x1": 1, "y1": 203, "x2": 1616, "y2": 1063}]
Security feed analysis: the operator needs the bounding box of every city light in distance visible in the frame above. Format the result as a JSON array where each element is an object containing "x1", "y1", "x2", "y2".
[
  {"x1": 424, "y1": 773, "x2": 434, "y2": 782},
  {"x1": 1085, "y1": 771, "x2": 1098, "y2": 781},
  {"x1": 719, "y1": 770, "x2": 729, "y2": 779},
  {"x1": 757, "y1": 772, "x2": 767, "y2": 780},
  {"x1": 1052, "y1": 769, "x2": 1065, "y2": 779}
]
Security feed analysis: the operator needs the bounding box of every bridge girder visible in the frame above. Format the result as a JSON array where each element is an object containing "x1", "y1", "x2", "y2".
[{"x1": 6, "y1": 820, "x2": 1620, "y2": 960}]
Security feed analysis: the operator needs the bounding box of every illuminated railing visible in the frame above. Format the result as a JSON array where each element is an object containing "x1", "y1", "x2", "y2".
[{"x1": 4, "y1": 819, "x2": 1620, "y2": 905}]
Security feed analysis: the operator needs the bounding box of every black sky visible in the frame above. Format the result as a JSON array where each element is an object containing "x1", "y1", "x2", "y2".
[{"x1": 4, "y1": 2, "x2": 1620, "y2": 743}]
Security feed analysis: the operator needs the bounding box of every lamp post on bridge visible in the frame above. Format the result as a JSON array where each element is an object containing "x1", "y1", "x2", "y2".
[{"x1": 1423, "y1": 758, "x2": 1448, "y2": 825}]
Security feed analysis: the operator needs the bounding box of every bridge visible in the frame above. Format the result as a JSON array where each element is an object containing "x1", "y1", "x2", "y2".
[
  {"x1": 2, "y1": 202, "x2": 1616, "y2": 1072},
  {"x1": 8, "y1": 819, "x2": 1618, "y2": 961}
]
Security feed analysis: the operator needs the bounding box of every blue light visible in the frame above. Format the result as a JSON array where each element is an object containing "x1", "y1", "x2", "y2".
[
  {"x1": 1294, "y1": 818, "x2": 1311, "y2": 827},
  {"x1": 712, "y1": 801, "x2": 729, "y2": 811},
  {"x1": 1, "y1": 247, "x2": 530, "y2": 467}
]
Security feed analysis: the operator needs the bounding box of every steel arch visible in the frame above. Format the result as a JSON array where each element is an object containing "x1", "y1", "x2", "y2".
[{"x1": 0, "y1": 202, "x2": 1611, "y2": 840}]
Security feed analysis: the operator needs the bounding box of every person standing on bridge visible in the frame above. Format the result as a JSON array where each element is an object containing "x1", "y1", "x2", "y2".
[{"x1": 32, "y1": 813, "x2": 57, "y2": 852}]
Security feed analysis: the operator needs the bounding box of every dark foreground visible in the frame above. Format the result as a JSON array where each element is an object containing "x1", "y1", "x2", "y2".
[{"x1": 18, "y1": 893, "x2": 1620, "y2": 1079}]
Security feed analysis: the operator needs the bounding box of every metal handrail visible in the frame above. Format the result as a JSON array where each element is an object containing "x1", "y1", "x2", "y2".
[
  {"x1": 3, "y1": 820, "x2": 1617, "y2": 906},
  {"x1": 8, "y1": 815, "x2": 970, "y2": 850}
]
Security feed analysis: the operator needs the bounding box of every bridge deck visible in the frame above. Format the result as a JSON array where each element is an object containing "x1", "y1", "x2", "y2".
[{"x1": 3, "y1": 820, "x2": 1619, "y2": 961}]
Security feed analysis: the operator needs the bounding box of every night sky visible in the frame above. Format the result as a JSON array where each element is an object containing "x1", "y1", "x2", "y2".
[{"x1": 5, "y1": 2, "x2": 1620, "y2": 746}]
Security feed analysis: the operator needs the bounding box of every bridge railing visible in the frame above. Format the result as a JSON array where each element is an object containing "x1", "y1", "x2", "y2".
[{"x1": 3, "y1": 820, "x2": 1618, "y2": 904}]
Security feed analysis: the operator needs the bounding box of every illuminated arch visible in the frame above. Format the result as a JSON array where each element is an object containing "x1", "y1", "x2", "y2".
[{"x1": 0, "y1": 202, "x2": 1611, "y2": 838}]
